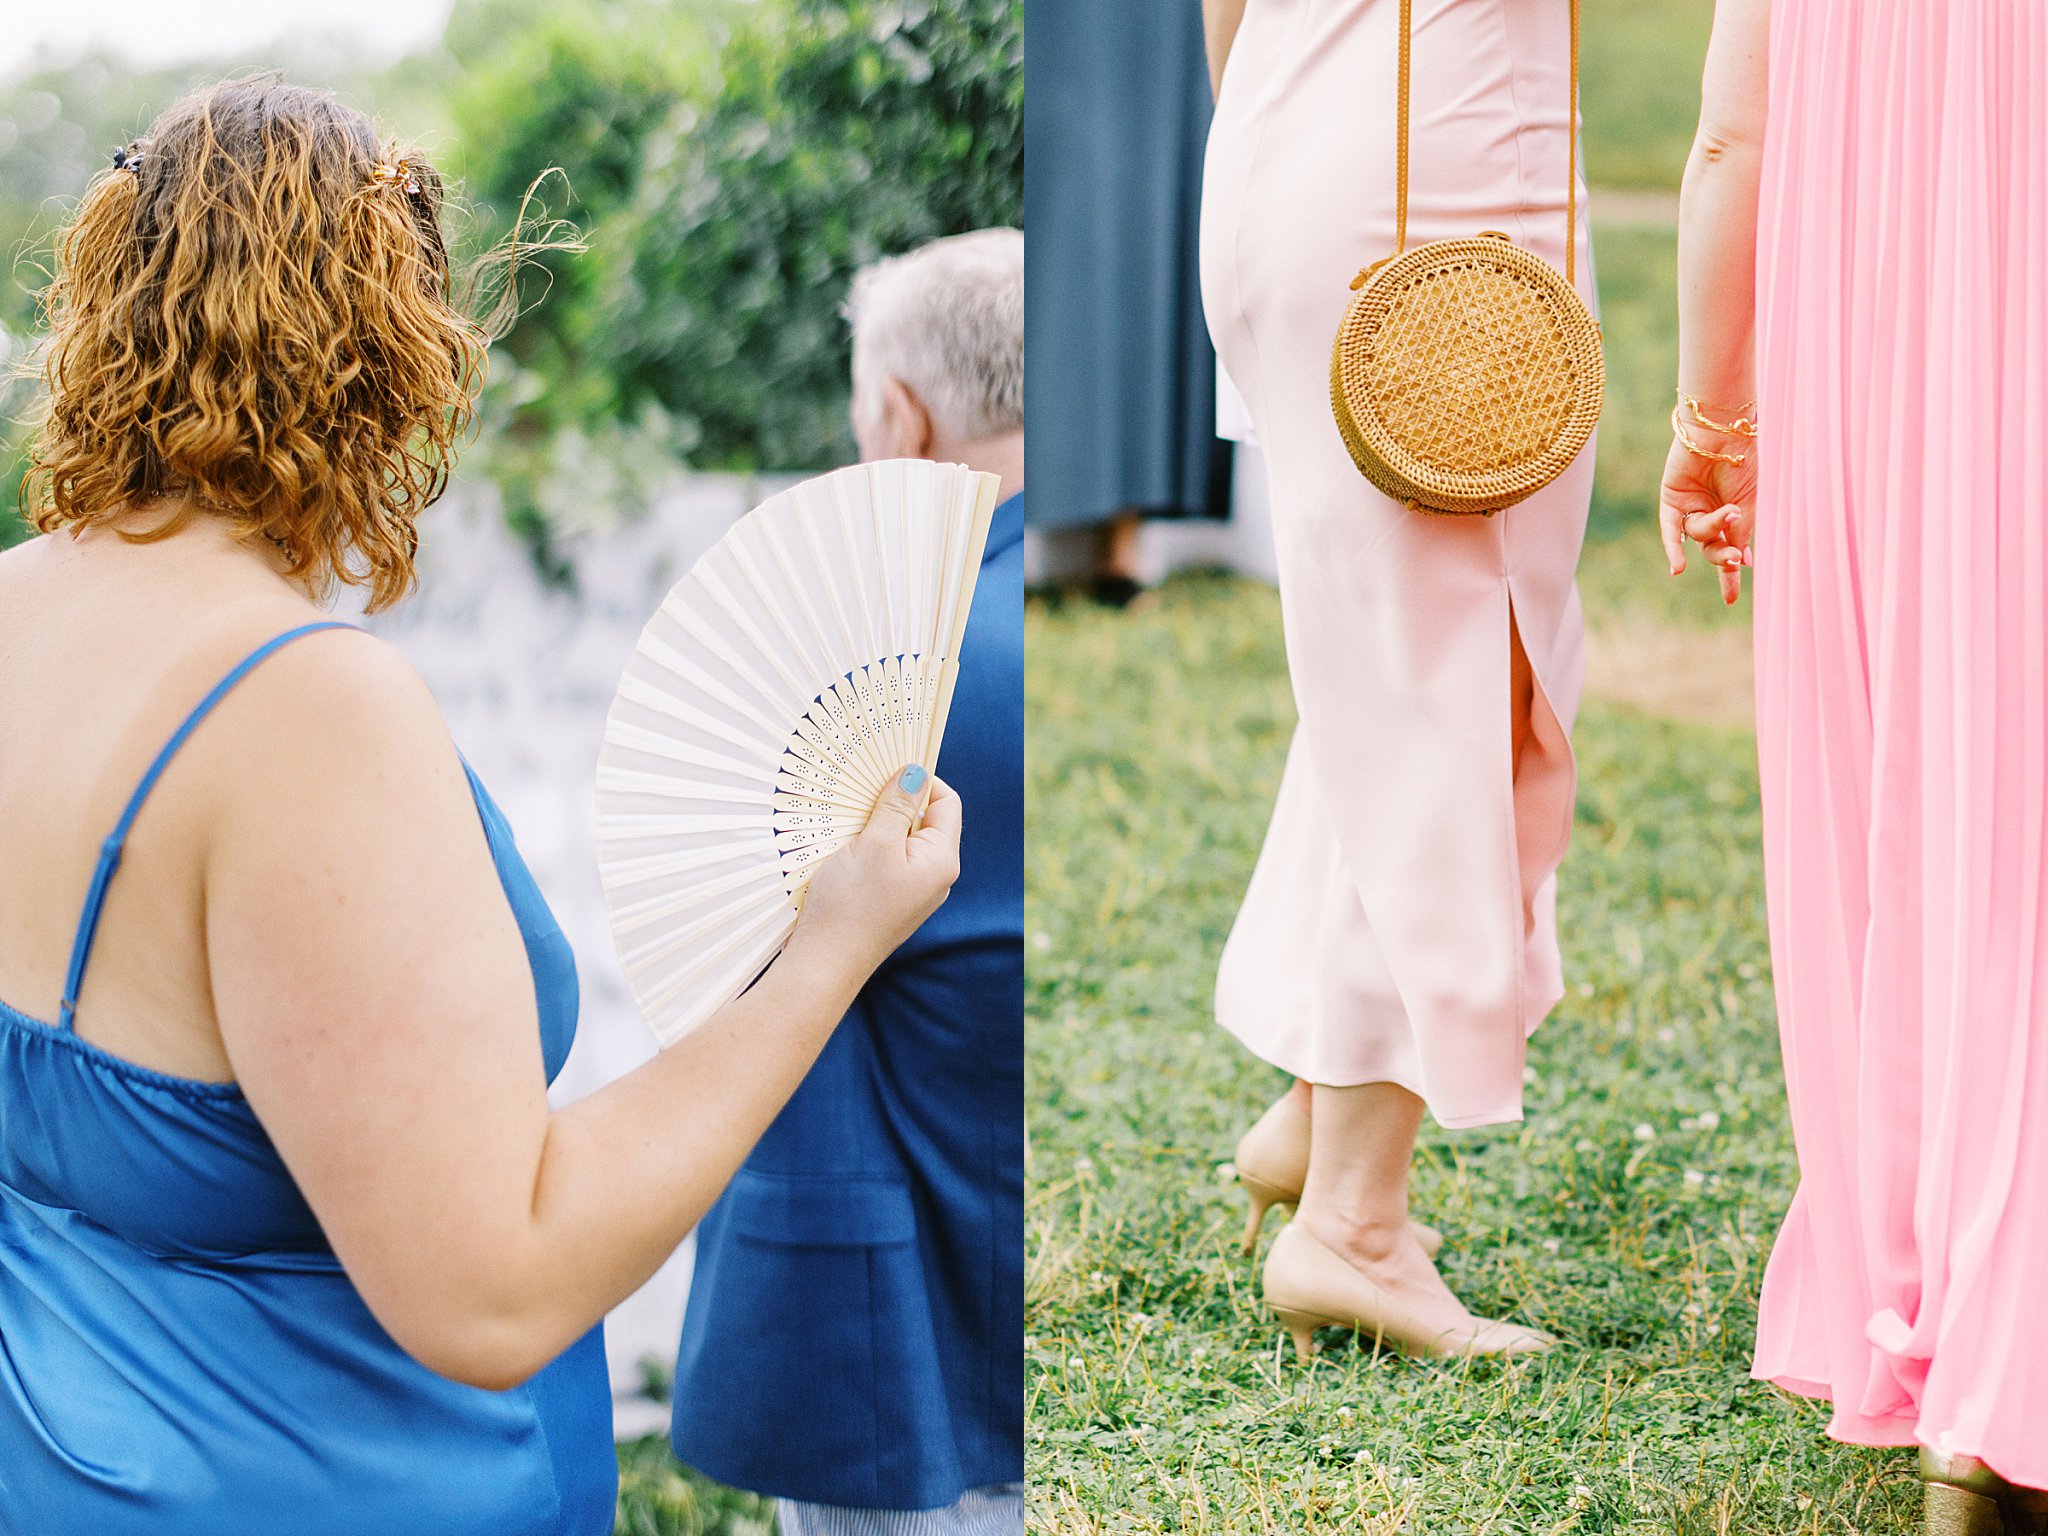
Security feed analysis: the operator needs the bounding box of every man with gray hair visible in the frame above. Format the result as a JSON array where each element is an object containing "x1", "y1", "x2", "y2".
[
  {"x1": 845, "y1": 228, "x2": 1024, "y2": 494},
  {"x1": 671, "y1": 229, "x2": 1025, "y2": 1536}
]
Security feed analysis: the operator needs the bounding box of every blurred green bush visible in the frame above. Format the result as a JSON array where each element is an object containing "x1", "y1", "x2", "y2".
[
  {"x1": 455, "y1": 0, "x2": 1023, "y2": 561},
  {"x1": 593, "y1": 0, "x2": 1023, "y2": 472}
]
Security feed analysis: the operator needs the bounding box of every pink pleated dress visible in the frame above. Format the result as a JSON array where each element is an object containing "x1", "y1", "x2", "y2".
[
  {"x1": 1199, "y1": 0, "x2": 1594, "y2": 1128},
  {"x1": 1750, "y1": 0, "x2": 2048, "y2": 1485}
]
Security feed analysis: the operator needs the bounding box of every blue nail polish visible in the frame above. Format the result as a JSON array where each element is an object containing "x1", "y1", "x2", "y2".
[{"x1": 898, "y1": 764, "x2": 928, "y2": 795}]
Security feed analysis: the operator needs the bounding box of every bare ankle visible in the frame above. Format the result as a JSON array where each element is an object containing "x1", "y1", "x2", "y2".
[{"x1": 1300, "y1": 1207, "x2": 1410, "y2": 1265}]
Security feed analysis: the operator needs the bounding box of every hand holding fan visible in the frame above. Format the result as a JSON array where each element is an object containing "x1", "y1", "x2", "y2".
[{"x1": 595, "y1": 459, "x2": 1000, "y2": 1045}]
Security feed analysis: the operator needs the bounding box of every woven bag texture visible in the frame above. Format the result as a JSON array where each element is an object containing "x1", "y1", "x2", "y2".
[{"x1": 1330, "y1": 234, "x2": 1604, "y2": 516}]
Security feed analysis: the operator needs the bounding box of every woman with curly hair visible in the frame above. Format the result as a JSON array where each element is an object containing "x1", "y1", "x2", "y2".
[{"x1": 0, "y1": 78, "x2": 961, "y2": 1534}]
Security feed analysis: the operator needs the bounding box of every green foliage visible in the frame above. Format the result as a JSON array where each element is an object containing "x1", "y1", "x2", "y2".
[
  {"x1": 443, "y1": 0, "x2": 736, "y2": 563},
  {"x1": 448, "y1": 0, "x2": 729, "y2": 380},
  {"x1": 1, "y1": 333, "x2": 31, "y2": 550},
  {"x1": 1024, "y1": 571, "x2": 1919, "y2": 1533},
  {"x1": 443, "y1": 0, "x2": 1021, "y2": 551},
  {"x1": 586, "y1": 0, "x2": 1023, "y2": 473},
  {"x1": 454, "y1": 9, "x2": 703, "y2": 226},
  {"x1": 614, "y1": 1438, "x2": 774, "y2": 1536}
]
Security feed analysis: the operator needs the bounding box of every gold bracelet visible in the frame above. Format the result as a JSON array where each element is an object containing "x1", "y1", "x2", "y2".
[
  {"x1": 1671, "y1": 404, "x2": 1749, "y2": 467},
  {"x1": 1677, "y1": 390, "x2": 1760, "y2": 438}
]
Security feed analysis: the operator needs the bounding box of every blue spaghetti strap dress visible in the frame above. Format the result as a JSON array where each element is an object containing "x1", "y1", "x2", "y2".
[{"x1": 0, "y1": 622, "x2": 616, "y2": 1535}]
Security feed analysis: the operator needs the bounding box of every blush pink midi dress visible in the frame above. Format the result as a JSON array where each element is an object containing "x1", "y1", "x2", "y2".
[
  {"x1": 1749, "y1": 0, "x2": 2048, "y2": 1484},
  {"x1": 1199, "y1": 0, "x2": 1595, "y2": 1128}
]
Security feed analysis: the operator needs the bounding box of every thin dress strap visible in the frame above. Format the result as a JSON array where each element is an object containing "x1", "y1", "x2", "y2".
[{"x1": 58, "y1": 621, "x2": 360, "y2": 1032}]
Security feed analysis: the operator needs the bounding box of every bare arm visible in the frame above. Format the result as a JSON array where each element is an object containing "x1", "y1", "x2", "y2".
[
  {"x1": 1203, "y1": 0, "x2": 1249, "y2": 97},
  {"x1": 1660, "y1": 0, "x2": 1771, "y2": 600},
  {"x1": 1676, "y1": 0, "x2": 1771, "y2": 406},
  {"x1": 201, "y1": 634, "x2": 959, "y2": 1390}
]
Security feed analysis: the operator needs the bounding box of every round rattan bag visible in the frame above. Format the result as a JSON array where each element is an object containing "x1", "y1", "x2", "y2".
[
  {"x1": 1330, "y1": 234, "x2": 1604, "y2": 517},
  {"x1": 1331, "y1": 0, "x2": 1603, "y2": 517}
]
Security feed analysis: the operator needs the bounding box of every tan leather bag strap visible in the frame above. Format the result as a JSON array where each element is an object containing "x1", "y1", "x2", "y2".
[{"x1": 1393, "y1": 0, "x2": 1581, "y2": 286}]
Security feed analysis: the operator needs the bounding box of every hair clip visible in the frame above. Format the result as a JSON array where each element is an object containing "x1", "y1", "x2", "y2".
[
  {"x1": 110, "y1": 146, "x2": 143, "y2": 174},
  {"x1": 370, "y1": 159, "x2": 421, "y2": 196}
]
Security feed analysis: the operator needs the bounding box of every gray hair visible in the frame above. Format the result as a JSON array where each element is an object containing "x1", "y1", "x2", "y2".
[{"x1": 845, "y1": 228, "x2": 1024, "y2": 439}]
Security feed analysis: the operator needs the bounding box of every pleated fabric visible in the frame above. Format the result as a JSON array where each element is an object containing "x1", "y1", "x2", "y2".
[
  {"x1": 1750, "y1": 0, "x2": 2048, "y2": 1484},
  {"x1": 1200, "y1": 0, "x2": 1592, "y2": 1127}
]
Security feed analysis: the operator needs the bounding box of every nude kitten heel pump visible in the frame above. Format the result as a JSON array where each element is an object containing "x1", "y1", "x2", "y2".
[
  {"x1": 1921, "y1": 1449, "x2": 2048, "y2": 1536},
  {"x1": 1234, "y1": 1095, "x2": 1444, "y2": 1258},
  {"x1": 1261, "y1": 1220, "x2": 1553, "y2": 1364}
]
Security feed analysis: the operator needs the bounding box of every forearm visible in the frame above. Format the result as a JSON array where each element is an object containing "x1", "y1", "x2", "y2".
[
  {"x1": 1676, "y1": 0, "x2": 1771, "y2": 406},
  {"x1": 1203, "y1": 0, "x2": 1248, "y2": 96},
  {"x1": 1675, "y1": 134, "x2": 1762, "y2": 405},
  {"x1": 457, "y1": 930, "x2": 872, "y2": 1384}
]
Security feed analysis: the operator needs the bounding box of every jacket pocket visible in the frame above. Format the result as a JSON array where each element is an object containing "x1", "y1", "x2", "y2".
[
  {"x1": 722, "y1": 1169, "x2": 915, "y2": 1247},
  {"x1": 673, "y1": 1171, "x2": 959, "y2": 1506}
]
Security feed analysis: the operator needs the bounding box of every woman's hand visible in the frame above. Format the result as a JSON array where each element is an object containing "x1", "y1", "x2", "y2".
[
  {"x1": 792, "y1": 766, "x2": 962, "y2": 973},
  {"x1": 1666, "y1": 0, "x2": 1769, "y2": 606},
  {"x1": 1658, "y1": 430, "x2": 1757, "y2": 606}
]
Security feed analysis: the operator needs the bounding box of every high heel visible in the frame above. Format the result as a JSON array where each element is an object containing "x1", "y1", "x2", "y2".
[
  {"x1": 1238, "y1": 1170, "x2": 1295, "y2": 1254},
  {"x1": 1270, "y1": 1305, "x2": 1325, "y2": 1364},
  {"x1": 1234, "y1": 1097, "x2": 1310, "y2": 1256},
  {"x1": 1924, "y1": 1483, "x2": 2005, "y2": 1536},
  {"x1": 1922, "y1": 1449, "x2": 2048, "y2": 1536},
  {"x1": 1260, "y1": 1219, "x2": 1553, "y2": 1363},
  {"x1": 1233, "y1": 1093, "x2": 1445, "y2": 1258}
]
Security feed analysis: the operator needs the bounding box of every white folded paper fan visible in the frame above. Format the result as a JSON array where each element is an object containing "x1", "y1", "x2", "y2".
[{"x1": 595, "y1": 458, "x2": 1000, "y2": 1045}]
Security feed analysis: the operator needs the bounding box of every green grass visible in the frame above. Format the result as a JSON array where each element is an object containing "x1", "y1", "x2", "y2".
[
  {"x1": 1023, "y1": 574, "x2": 1919, "y2": 1533},
  {"x1": 1587, "y1": 225, "x2": 1678, "y2": 548},
  {"x1": 615, "y1": 1439, "x2": 775, "y2": 1536},
  {"x1": 1020, "y1": 147, "x2": 1877, "y2": 1526},
  {"x1": 1580, "y1": 0, "x2": 1715, "y2": 191}
]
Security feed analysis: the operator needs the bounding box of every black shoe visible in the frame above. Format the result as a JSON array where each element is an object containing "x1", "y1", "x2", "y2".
[{"x1": 1089, "y1": 574, "x2": 1144, "y2": 609}]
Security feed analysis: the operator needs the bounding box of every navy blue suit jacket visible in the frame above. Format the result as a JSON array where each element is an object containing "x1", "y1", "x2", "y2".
[{"x1": 670, "y1": 489, "x2": 1024, "y2": 1510}]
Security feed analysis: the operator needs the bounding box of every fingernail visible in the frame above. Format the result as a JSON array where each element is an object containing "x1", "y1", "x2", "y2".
[{"x1": 898, "y1": 764, "x2": 928, "y2": 795}]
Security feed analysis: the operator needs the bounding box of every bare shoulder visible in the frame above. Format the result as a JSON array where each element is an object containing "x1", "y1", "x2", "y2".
[
  {"x1": 231, "y1": 622, "x2": 439, "y2": 720},
  {"x1": 216, "y1": 622, "x2": 442, "y2": 735},
  {"x1": 186, "y1": 623, "x2": 473, "y2": 835},
  {"x1": 0, "y1": 532, "x2": 54, "y2": 613}
]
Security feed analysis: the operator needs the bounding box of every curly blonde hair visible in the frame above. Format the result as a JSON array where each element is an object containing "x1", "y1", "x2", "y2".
[{"x1": 25, "y1": 78, "x2": 496, "y2": 611}]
